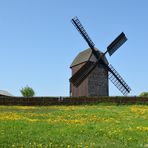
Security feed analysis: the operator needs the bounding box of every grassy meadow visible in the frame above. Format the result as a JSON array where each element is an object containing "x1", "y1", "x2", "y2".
[{"x1": 0, "y1": 104, "x2": 148, "y2": 148}]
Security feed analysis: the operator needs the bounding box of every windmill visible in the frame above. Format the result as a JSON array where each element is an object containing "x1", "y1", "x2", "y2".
[{"x1": 70, "y1": 16, "x2": 131, "y2": 97}]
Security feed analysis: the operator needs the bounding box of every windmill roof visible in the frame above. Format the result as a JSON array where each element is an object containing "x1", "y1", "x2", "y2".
[
  {"x1": 70, "y1": 48, "x2": 108, "y2": 68},
  {"x1": 0, "y1": 90, "x2": 13, "y2": 97}
]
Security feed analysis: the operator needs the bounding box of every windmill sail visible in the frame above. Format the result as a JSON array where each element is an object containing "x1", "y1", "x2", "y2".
[
  {"x1": 108, "y1": 64, "x2": 131, "y2": 95},
  {"x1": 71, "y1": 17, "x2": 100, "y2": 60},
  {"x1": 70, "y1": 61, "x2": 97, "y2": 86},
  {"x1": 71, "y1": 17, "x2": 95, "y2": 49},
  {"x1": 107, "y1": 32, "x2": 127, "y2": 56}
]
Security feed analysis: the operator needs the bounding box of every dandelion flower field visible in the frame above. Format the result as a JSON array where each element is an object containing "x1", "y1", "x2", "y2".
[{"x1": 0, "y1": 105, "x2": 148, "y2": 147}]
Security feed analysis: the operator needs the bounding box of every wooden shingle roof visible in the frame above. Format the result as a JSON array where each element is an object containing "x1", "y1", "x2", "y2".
[{"x1": 70, "y1": 48, "x2": 108, "y2": 68}]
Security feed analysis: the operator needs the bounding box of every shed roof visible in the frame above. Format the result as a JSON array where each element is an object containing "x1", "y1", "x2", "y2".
[
  {"x1": 70, "y1": 48, "x2": 108, "y2": 68},
  {"x1": 0, "y1": 90, "x2": 13, "y2": 97}
]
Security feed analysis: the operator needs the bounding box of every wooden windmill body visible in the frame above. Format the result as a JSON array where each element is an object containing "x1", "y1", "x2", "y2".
[
  {"x1": 70, "y1": 48, "x2": 109, "y2": 97},
  {"x1": 70, "y1": 17, "x2": 131, "y2": 97}
]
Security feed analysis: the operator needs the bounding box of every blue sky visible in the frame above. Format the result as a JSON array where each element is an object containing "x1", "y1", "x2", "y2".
[{"x1": 0, "y1": 0, "x2": 148, "y2": 96}]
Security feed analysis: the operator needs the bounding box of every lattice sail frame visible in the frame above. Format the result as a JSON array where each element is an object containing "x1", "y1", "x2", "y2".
[
  {"x1": 108, "y1": 64, "x2": 131, "y2": 96},
  {"x1": 71, "y1": 17, "x2": 95, "y2": 49}
]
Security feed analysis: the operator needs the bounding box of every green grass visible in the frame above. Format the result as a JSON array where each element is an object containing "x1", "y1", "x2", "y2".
[{"x1": 0, "y1": 104, "x2": 148, "y2": 148}]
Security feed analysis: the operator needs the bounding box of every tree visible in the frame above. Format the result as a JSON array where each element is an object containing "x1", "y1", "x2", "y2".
[
  {"x1": 139, "y1": 92, "x2": 148, "y2": 97},
  {"x1": 20, "y1": 85, "x2": 35, "y2": 97}
]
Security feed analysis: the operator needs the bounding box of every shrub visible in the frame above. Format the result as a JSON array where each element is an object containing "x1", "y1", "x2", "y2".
[
  {"x1": 20, "y1": 85, "x2": 35, "y2": 97},
  {"x1": 139, "y1": 92, "x2": 148, "y2": 97}
]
